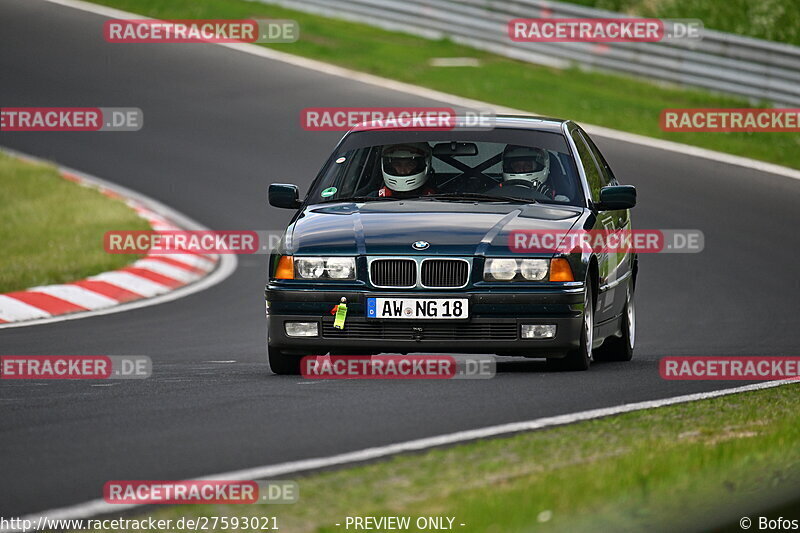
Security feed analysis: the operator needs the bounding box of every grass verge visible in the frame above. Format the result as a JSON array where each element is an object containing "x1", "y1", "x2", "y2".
[
  {"x1": 567, "y1": 0, "x2": 800, "y2": 46},
  {"x1": 90, "y1": 384, "x2": 800, "y2": 532},
  {"x1": 89, "y1": 0, "x2": 800, "y2": 170},
  {"x1": 0, "y1": 153, "x2": 149, "y2": 293}
]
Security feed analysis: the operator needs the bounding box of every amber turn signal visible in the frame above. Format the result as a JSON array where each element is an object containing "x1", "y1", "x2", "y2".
[
  {"x1": 275, "y1": 255, "x2": 294, "y2": 279},
  {"x1": 549, "y1": 258, "x2": 574, "y2": 282}
]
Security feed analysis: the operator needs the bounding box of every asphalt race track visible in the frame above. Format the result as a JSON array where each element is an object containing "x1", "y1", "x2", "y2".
[{"x1": 1, "y1": 0, "x2": 799, "y2": 517}]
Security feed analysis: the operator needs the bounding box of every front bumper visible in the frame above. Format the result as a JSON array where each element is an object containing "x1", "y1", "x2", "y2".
[{"x1": 266, "y1": 286, "x2": 585, "y2": 357}]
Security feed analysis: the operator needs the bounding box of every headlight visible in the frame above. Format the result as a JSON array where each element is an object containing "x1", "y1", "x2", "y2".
[
  {"x1": 483, "y1": 258, "x2": 551, "y2": 281},
  {"x1": 294, "y1": 257, "x2": 356, "y2": 280},
  {"x1": 519, "y1": 259, "x2": 548, "y2": 281},
  {"x1": 325, "y1": 257, "x2": 355, "y2": 279},
  {"x1": 295, "y1": 257, "x2": 326, "y2": 278},
  {"x1": 484, "y1": 258, "x2": 518, "y2": 281}
]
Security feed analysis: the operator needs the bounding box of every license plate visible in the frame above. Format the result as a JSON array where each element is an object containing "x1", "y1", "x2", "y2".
[{"x1": 366, "y1": 298, "x2": 469, "y2": 319}]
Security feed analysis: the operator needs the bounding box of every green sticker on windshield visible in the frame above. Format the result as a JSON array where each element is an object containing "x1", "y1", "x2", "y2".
[{"x1": 321, "y1": 187, "x2": 337, "y2": 198}]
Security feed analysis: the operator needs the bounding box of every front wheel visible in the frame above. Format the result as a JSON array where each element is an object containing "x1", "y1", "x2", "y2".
[
  {"x1": 548, "y1": 278, "x2": 594, "y2": 371},
  {"x1": 595, "y1": 288, "x2": 635, "y2": 362},
  {"x1": 268, "y1": 345, "x2": 303, "y2": 375}
]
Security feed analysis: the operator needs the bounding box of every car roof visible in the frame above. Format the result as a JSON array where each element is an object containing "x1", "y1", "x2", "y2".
[
  {"x1": 485, "y1": 115, "x2": 570, "y2": 132},
  {"x1": 350, "y1": 114, "x2": 571, "y2": 134}
]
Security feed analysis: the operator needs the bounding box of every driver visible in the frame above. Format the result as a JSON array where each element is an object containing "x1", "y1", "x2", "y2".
[
  {"x1": 500, "y1": 145, "x2": 552, "y2": 194},
  {"x1": 377, "y1": 143, "x2": 438, "y2": 198},
  {"x1": 499, "y1": 145, "x2": 569, "y2": 201}
]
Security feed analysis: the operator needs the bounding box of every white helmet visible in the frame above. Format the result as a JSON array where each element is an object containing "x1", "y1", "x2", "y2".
[
  {"x1": 502, "y1": 145, "x2": 550, "y2": 185},
  {"x1": 381, "y1": 143, "x2": 431, "y2": 192}
]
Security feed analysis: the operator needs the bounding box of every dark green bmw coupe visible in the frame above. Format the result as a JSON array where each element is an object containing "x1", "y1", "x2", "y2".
[{"x1": 266, "y1": 116, "x2": 637, "y2": 374}]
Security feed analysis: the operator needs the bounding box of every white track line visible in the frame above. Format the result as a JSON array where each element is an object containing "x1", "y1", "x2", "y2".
[
  {"x1": 5, "y1": 379, "x2": 794, "y2": 530},
  {"x1": 40, "y1": 0, "x2": 800, "y2": 183},
  {"x1": 0, "y1": 148, "x2": 237, "y2": 329}
]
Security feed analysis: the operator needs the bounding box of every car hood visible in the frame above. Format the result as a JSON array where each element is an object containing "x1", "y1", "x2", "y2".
[{"x1": 285, "y1": 200, "x2": 583, "y2": 256}]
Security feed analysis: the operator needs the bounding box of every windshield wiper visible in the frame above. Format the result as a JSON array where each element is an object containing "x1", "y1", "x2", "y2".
[
  {"x1": 323, "y1": 196, "x2": 402, "y2": 203},
  {"x1": 419, "y1": 192, "x2": 533, "y2": 204}
]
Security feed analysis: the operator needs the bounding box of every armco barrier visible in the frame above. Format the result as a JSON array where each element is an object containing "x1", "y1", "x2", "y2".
[{"x1": 257, "y1": 0, "x2": 800, "y2": 106}]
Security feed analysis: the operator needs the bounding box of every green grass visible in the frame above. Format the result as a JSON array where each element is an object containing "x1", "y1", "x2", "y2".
[
  {"x1": 89, "y1": 384, "x2": 800, "y2": 532},
  {"x1": 0, "y1": 153, "x2": 149, "y2": 293},
  {"x1": 88, "y1": 0, "x2": 800, "y2": 170},
  {"x1": 567, "y1": 0, "x2": 800, "y2": 46}
]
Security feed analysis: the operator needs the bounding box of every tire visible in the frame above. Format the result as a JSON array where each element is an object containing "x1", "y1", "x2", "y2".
[
  {"x1": 595, "y1": 287, "x2": 635, "y2": 362},
  {"x1": 548, "y1": 277, "x2": 594, "y2": 371},
  {"x1": 268, "y1": 345, "x2": 303, "y2": 375}
]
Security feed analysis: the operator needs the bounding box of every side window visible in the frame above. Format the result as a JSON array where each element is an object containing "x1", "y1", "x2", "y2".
[
  {"x1": 570, "y1": 129, "x2": 604, "y2": 203},
  {"x1": 580, "y1": 129, "x2": 616, "y2": 186}
]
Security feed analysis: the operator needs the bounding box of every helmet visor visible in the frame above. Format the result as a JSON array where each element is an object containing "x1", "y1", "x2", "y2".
[
  {"x1": 383, "y1": 154, "x2": 427, "y2": 177},
  {"x1": 502, "y1": 153, "x2": 547, "y2": 174}
]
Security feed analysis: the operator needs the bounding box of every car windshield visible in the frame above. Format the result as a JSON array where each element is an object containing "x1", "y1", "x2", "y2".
[{"x1": 309, "y1": 139, "x2": 584, "y2": 206}]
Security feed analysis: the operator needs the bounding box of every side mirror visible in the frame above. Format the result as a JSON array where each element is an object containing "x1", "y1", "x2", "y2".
[
  {"x1": 596, "y1": 185, "x2": 636, "y2": 211},
  {"x1": 269, "y1": 183, "x2": 301, "y2": 209}
]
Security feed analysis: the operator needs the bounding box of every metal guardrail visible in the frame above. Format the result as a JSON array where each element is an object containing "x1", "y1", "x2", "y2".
[{"x1": 255, "y1": 0, "x2": 800, "y2": 106}]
